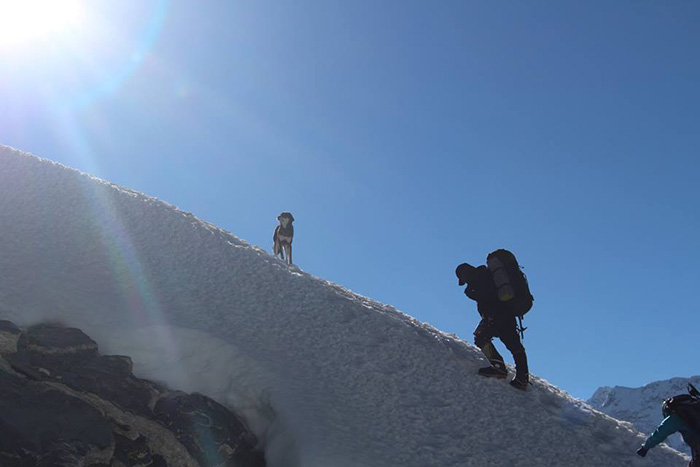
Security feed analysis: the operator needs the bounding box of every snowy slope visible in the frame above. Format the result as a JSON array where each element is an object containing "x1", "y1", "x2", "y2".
[
  {"x1": 589, "y1": 376, "x2": 700, "y2": 455},
  {"x1": 0, "y1": 145, "x2": 688, "y2": 467}
]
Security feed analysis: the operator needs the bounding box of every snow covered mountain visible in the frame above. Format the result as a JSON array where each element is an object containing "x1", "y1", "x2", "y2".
[
  {"x1": 0, "y1": 145, "x2": 688, "y2": 467},
  {"x1": 588, "y1": 376, "x2": 700, "y2": 455}
]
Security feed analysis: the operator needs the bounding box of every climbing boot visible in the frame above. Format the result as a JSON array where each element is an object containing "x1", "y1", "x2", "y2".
[
  {"x1": 478, "y1": 362, "x2": 508, "y2": 379},
  {"x1": 509, "y1": 376, "x2": 529, "y2": 391},
  {"x1": 511, "y1": 350, "x2": 530, "y2": 390}
]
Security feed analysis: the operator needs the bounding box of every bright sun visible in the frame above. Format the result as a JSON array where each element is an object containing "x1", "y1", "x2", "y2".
[{"x1": 0, "y1": 0, "x2": 85, "y2": 48}]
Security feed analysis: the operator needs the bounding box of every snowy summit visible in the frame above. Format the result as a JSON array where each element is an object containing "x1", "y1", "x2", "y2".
[{"x1": 0, "y1": 146, "x2": 688, "y2": 466}]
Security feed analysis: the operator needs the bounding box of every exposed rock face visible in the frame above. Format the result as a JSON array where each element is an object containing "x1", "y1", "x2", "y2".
[
  {"x1": 0, "y1": 369, "x2": 114, "y2": 466},
  {"x1": 0, "y1": 320, "x2": 265, "y2": 467},
  {"x1": 154, "y1": 393, "x2": 263, "y2": 467}
]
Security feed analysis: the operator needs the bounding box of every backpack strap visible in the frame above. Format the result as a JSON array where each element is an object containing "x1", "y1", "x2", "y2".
[{"x1": 690, "y1": 383, "x2": 700, "y2": 398}]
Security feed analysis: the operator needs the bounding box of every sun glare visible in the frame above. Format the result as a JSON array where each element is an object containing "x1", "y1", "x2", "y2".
[{"x1": 0, "y1": 0, "x2": 85, "y2": 48}]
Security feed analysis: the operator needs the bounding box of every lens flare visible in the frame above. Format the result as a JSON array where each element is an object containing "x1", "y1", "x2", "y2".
[{"x1": 0, "y1": 0, "x2": 85, "y2": 48}]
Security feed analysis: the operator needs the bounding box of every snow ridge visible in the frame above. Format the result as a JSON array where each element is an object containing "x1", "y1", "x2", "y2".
[{"x1": 0, "y1": 145, "x2": 687, "y2": 466}]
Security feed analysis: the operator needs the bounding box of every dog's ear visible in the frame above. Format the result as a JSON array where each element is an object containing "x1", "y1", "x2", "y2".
[{"x1": 278, "y1": 212, "x2": 295, "y2": 222}]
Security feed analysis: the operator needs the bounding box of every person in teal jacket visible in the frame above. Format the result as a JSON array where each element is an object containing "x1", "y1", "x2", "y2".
[{"x1": 637, "y1": 397, "x2": 700, "y2": 466}]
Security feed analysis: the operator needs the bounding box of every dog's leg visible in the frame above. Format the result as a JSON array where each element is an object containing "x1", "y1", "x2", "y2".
[{"x1": 287, "y1": 244, "x2": 292, "y2": 265}]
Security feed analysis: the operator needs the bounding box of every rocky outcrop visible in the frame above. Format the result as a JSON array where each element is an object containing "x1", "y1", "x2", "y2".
[{"x1": 0, "y1": 320, "x2": 265, "y2": 467}]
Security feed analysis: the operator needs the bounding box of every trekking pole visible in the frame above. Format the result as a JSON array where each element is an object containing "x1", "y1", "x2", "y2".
[{"x1": 517, "y1": 315, "x2": 527, "y2": 340}]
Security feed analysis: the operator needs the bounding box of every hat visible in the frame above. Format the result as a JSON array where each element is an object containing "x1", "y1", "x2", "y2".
[{"x1": 455, "y1": 263, "x2": 476, "y2": 286}]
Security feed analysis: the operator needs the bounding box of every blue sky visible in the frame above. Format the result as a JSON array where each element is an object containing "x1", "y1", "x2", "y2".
[{"x1": 1, "y1": 0, "x2": 698, "y2": 400}]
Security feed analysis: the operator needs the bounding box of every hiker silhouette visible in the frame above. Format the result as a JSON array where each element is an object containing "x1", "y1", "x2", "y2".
[
  {"x1": 636, "y1": 384, "x2": 700, "y2": 465},
  {"x1": 456, "y1": 249, "x2": 532, "y2": 391}
]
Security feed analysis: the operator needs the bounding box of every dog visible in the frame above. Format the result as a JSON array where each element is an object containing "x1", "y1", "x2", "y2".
[{"x1": 273, "y1": 212, "x2": 295, "y2": 265}]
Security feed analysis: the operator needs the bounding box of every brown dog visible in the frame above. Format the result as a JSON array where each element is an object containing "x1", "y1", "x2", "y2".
[{"x1": 273, "y1": 212, "x2": 295, "y2": 265}]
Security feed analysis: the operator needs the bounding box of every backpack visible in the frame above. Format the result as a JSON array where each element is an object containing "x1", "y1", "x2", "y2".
[
  {"x1": 486, "y1": 249, "x2": 534, "y2": 317},
  {"x1": 664, "y1": 384, "x2": 700, "y2": 434}
]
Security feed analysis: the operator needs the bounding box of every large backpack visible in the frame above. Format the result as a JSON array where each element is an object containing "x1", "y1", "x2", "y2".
[
  {"x1": 486, "y1": 249, "x2": 534, "y2": 317},
  {"x1": 664, "y1": 384, "x2": 700, "y2": 434}
]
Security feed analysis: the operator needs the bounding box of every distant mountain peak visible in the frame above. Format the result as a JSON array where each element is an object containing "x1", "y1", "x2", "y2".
[{"x1": 588, "y1": 376, "x2": 700, "y2": 455}]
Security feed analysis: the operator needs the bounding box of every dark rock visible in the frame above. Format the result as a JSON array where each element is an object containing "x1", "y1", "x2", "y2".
[
  {"x1": 1, "y1": 320, "x2": 266, "y2": 467},
  {"x1": 231, "y1": 446, "x2": 267, "y2": 467},
  {"x1": 18, "y1": 323, "x2": 98, "y2": 367},
  {"x1": 36, "y1": 443, "x2": 94, "y2": 467},
  {"x1": 53, "y1": 354, "x2": 155, "y2": 418},
  {"x1": 114, "y1": 432, "x2": 161, "y2": 467},
  {"x1": 0, "y1": 320, "x2": 20, "y2": 334},
  {"x1": 4, "y1": 352, "x2": 47, "y2": 381},
  {"x1": 13, "y1": 324, "x2": 154, "y2": 417},
  {"x1": 0, "y1": 370, "x2": 113, "y2": 466},
  {"x1": 155, "y1": 392, "x2": 265, "y2": 467},
  {"x1": 0, "y1": 320, "x2": 21, "y2": 356}
]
